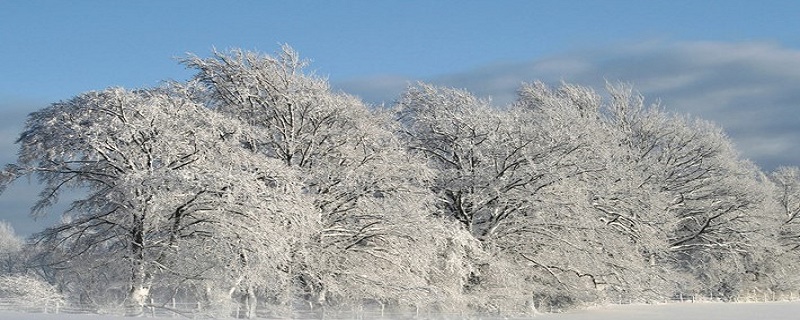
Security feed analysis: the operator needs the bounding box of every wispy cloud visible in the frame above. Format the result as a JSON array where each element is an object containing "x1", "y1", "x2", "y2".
[
  {"x1": 335, "y1": 40, "x2": 800, "y2": 171},
  {"x1": 334, "y1": 75, "x2": 412, "y2": 106}
]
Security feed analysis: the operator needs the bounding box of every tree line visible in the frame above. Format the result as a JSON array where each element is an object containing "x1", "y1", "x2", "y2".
[{"x1": 1, "y1": 46, "x2": 799, "y2": 317}]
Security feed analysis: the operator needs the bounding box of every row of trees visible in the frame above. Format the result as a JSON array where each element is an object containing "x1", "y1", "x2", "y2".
[{"x1": 1, "y1": 46, "x2": 799, "y2": 317}]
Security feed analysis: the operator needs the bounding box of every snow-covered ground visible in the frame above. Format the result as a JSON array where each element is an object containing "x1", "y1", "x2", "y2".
[
  {"x1": 2, "y1": 301, "x2": 800, "y2": 319},
  {"x1": 534, "y1": 301, "x2": 800, "y2": 320},
  {"x1": 0, "y1": 310, "x2": 129, "y2": 320}
]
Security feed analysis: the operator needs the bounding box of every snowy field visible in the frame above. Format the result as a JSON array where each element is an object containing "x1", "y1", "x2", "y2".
[
  {"x1": 533, "y1": 301, "x2": 800, "y2": 320},
  {"x1": 0, "y1": 311, "x2": 129, "y2": 320},
  {"x1": 2, "y1": 301, "x2": 800, "y2": 320}
]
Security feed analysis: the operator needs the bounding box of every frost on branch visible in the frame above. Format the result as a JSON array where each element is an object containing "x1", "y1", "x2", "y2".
[
  {"x1": 1, "y1": 46, "x2": 796, "y2": 316},
  {"x1": 0, "y1": 274, "x2": 64, "y2": 309},
  {"x1": 9, "y1": 82, "x2": 314, "y2": 316},
  {"x1": 186, "y1": 46, "x2": 468, "y2": 310}
]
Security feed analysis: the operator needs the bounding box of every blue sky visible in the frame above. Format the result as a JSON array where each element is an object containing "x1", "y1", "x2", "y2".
[{"x1": 2, "y1": 0, "x2": 800, "y2": 236}]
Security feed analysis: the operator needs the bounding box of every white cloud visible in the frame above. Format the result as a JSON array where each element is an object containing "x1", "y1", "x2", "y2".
[
  {"x1": 335, "y1": 40, "x2": 800, "y2": 171},
  {"x1": 334, "y1": 75, "x2": 412, "y2": 106}
]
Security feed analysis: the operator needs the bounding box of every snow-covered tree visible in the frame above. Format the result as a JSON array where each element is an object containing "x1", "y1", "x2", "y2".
[
  {"x1": 0, "y1": 274, "x2": 64, "y2": 310},
  {"x1": 748, "y1": 166, "x2": 800, "y2": 294},
  {"x1": 0, "y1": 83, "x2": 312, "y2": 316},
  {"x1": 0, "y1": 221, "x2": 22, "y2": 274},
  {"x1": 502, "y1": 82, "x2": 665, "y2": 304},
  {"x1": 770, "y1": 166, "x2": 800, "y2": 252},
  {"x1": 394, "y1": 82, "x2": 625, "y2": 310},
  {"x1": 394, "y1": 83, "x2": 591, "y2": 241},
  {"x1": 1, "y1": 45, "x2": 793, "y2": 315},
  {"x1": 184, "y1": 46, "x2": 459, "y2": 310},
  {"x1": 591, "y1": 83, "x2": 773, "y2": 298}
]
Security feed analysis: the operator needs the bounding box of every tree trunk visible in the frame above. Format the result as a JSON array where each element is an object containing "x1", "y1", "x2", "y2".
[
  {"x1": 126, "y1": 256, "x2": 152, "y2": 316},
  {"x1": 126, "y1": 214, "x2": 151, "y2": 316},
  {"x1": 243, "y1": 285, "x2": 257, "y2": 319},
  {"x1": 127, "y1": 284, "x2": 151, "y2": 316}
]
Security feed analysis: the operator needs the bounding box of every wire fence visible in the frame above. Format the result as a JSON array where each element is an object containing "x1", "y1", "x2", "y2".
[
  {"x1": 604, "y1": 290, "x2": 800, "y2": 305},
  {"x1": 0, "y1": 299, "x2": 188, "y2": 318},
  {"x1": 0, "y1": 299, "x2": 478, "y2": 319},
  {"x1": 2, "y1": 291, "x2": 800, "y2": 319},
  {"x1": 0, "y1": 298, "x2": 64, "y2": 314}
]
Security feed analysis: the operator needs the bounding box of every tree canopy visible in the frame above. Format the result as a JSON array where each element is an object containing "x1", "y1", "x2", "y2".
[{"x1": 1, "y1": 46, "x2": 796, "y2": 317}]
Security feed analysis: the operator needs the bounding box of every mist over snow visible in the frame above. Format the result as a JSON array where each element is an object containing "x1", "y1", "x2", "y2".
[
  {"x1": 534, "y1": 301, "x2": 800, "y2": 320},
  {"x1": 336, "y1": 40, "x2": 800, "y2": 171},
  {"x1": 0, "y1": 311, "x2": 130, "y2": 320}
]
